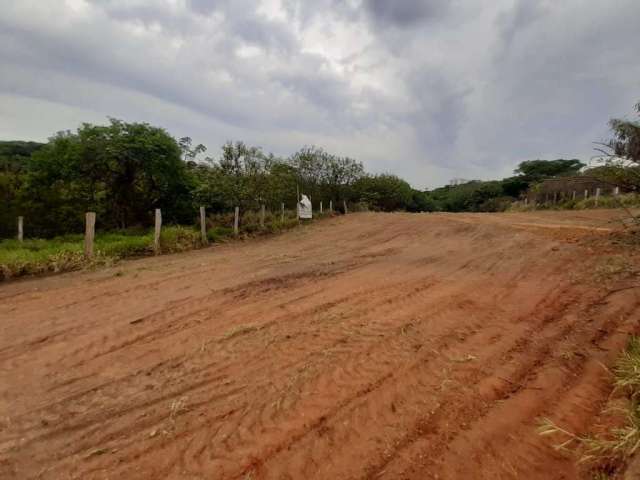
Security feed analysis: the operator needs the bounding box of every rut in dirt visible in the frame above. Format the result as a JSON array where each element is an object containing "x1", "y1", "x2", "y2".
[{"x1": 0, "y1": 210, "x2": 638, "y2": 480}]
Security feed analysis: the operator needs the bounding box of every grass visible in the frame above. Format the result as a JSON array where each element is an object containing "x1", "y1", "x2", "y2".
[
  {"x1": 0, "y1": 208, "x2": 332, "y2": 280},
  {"x1": 512, "y1": 193, "x2": 640, "y2": 212},
  {"x1": 538, "y1": 336, "x2": 640, "y2": 477}
]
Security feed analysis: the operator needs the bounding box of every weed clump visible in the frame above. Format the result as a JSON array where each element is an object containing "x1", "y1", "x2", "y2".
[{"x1": 539, "y1": 336, "x2": 640, "y2": 477}]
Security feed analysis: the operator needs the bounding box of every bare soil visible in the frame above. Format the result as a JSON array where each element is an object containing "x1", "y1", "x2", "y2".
[{"x1": 1, "y1": 210, "x2": 639, "y2": 479}]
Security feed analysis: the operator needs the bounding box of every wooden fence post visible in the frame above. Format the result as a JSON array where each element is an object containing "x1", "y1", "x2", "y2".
[
  {"x1": 343, "y1": 200, "x2": 348, "y2": 214},
  {"x1": 234, "y1": 206, "x2": 239, "y2": 235},
  {"x1": 281, "y1": 203, "x2": 285, "y2": 222},
  {"x1": 84, "y1": 212, "x2": 96, "y2": 258},
  {"x1": 154, "y1": 209, "x2": 162, "y2": 254},
  {"x1": 595, "y1": 188, "x2": 601, "y2": 206},
  {"x1": 260, "y1": 204, "x2": 265, "y2": 228},
  {"x1": 17, "y1": 216, "x2": 23, "y2": 242},
  {"x1": 200, "y1": 206, "x2": 207, "y2": 245}
]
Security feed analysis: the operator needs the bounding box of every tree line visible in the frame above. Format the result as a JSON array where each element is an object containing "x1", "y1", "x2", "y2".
[
  {"x1": 2, "y1": 100, "x2": 638, "y2": 238},
  {"x1": 0, "y1": 119, "x2": 427, "y2": 238},
  {"x1": 425, "y1": 100, "x2": 640, "y2": 212}
]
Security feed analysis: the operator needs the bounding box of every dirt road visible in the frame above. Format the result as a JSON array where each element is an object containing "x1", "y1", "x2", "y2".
[{"x1": 1, "y1": 210, "x2": 639, "y2": 479}]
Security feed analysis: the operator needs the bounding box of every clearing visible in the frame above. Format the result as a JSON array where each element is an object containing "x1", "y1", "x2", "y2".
[{"x1": 1, "y1": 210, "x2": 639, "y2": 479}]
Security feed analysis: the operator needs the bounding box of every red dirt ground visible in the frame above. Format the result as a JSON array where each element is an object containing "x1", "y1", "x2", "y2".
[{"x1": 1, "y1": 210, "x2": 639, "y2": 479}]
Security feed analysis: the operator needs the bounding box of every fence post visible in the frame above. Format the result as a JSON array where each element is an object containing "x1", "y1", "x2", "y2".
[
  {"x1": 595, "y1": 187, "x2": 601, "y2": 206},
  {"x1": 260, "y1": 204, "x2": 265, "y2": 228},
  {"x1": 84, "y1": 212, "x2": 96, "y2": 258},
  {"x1": 330, "y1": 200, "x2": 333, "y2": 213},
  {"x1": 281, "y1": 203, "x2": 285, "y2": 222},
  {"x1": 572, "y1": 191, "x2": 576, "y2": 201},
  {"x1": 154, "y1": 209, "x2": 162, "y2": 254},
  {"x1": 17, "y1": 216, "x2": 23, "y2": 242},
  {"x1": 343, "y1": 200, "x2": 348, "y2": 214},
  {"x1": 553, "y1": 192, "x2": 557, "y2": 204},
  {"x1": 524, "y1": 198, "x2": 528, "y2": 206},
  {"x1": 320, "y1": 201, "x2": 323, "y2": 214},
  {"x1": 584, "y1": 189, "x2": 588, "y2": 200},
  {"x1": 614, "y1": 186, "x2": 620, "y2": 196},
  {"x1": 234, "y1": 206, "x2": 239, "y2": 235},
  {"x1": 200, "y1": 206, "x2": 207, "y2": 245}
]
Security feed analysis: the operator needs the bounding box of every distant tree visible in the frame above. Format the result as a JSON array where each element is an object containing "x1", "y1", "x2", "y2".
[
  {"x1": 514, "y1": 159, "x2": 585, "y2": 179},
  {"x1": 590, "y1": 101, "x2": 640, "y2": 191},
  {"x1": 178, "y1": 136, "x2": 206, "y2": 163},
  {"x1": 407, "y1": 189, "x2": 435, "y2": 212},
  {"x1": 607, "y1": 101, "x2": 640, "y2": 163},
  {"x1": 500, "y1": 176, "x2": 530, "y2": 197},
  {"x1": 353, "y1": 174, "x2": 413, "y2": 211},
  {"x1": 288, "y1": 146, "x2": 364, "y2": 203},
  {"x1": 0, "y1": 141, "x2": 44, "y2": 237}
]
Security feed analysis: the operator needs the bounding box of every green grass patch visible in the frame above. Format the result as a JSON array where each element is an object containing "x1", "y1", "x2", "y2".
[{"x1": 0, "y1": 209, "x2": 331, "y2": 280}]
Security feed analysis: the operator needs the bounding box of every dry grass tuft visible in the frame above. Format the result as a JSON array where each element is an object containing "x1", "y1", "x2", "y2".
[{"x1": 538, "y1": 336, "x2": 640, "y2": 476}]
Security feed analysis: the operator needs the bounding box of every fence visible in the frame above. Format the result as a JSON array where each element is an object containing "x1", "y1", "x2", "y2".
[
  {"x1": 522, "y1": 176, "x2": 626, "y2": 207},
  {"x1": 8, "y1": 199, "x2": 348, "y2": 258}
]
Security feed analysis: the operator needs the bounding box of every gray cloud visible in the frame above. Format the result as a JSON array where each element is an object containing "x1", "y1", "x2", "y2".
[
  {"x1": 0, "y1": 0, "x2": 639, "y2": 188},
  {"x1": 364, "y1": 0, "x2": 449, "y2": 28}
]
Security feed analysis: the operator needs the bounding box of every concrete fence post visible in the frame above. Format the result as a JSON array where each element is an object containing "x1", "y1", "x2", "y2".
[
  {"x1": 595, "y1": 187, "x2": 601, "y2": 206},
  {"x1": 572, "y1": 191, "x2": 576, "y2": 201},
  {"x1": 281, "y1": 202, "x2": 285, "y2": 222},
  {"x1": 329, "y1": 200, "x2": 333, "y2": 213},
  {"x1": 584, "y1": 189, "x2": 589, "y2": 200},
  {"x1": 343, "y1": 200, "x2": 348, "y2": 214},
  {"x1": 553, "y1": 192, "x2": 557, "y2": 204},
  {"x1": 234, "y1": 206, "x2": 239, "y2": 235},
  {"x1": 84, "y1": 212, "x2": 96, "y2": 258},
  {"x1": 154, "y1": 209, "x2": 162, "y2": 254},
  {"x1": 320, "y1": 201, "x2": 323, "y2": 214},
  {"x1": 17, "y1": 216, "x2": 23, "y2": 242},
  {"x1": 260, "y1": 204, "x2": 266, "y2": 228},
  {"x1": 614, "y1": 186, "x2": 620, "y2": 196},
  {"x1": 200, "y1": 206, "x2": 207, "y2": 245}
]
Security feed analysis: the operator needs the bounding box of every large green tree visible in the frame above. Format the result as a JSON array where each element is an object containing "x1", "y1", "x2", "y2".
[{"x1": 21, "y1": 119, "x2": 190, "y2": 235}]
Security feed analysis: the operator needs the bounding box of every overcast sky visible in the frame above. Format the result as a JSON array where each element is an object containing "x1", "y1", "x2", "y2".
[{"x1": 1, "y1": 0, "x2": 638, "y2": 188}]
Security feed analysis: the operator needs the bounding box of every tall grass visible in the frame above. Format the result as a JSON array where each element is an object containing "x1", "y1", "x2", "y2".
[{"x1": 512, "y1": 193, "x2": 640, "y2": 212}]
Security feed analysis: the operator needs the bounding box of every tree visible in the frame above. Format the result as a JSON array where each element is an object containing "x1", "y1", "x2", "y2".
[
  {"x1": 21, "y1": 119, "x2": 190, "y2": 235},
  {"x1": 178, "y1": 137, "x2": 206, "y2": 164},
  {"x1": 353, "y1": 174, "x2": 413, "y2": 211},
  {"x1": 608, "y1": 101, "x2": 640, "y2": 163},
  {"x1": 514, "y1": 159, "x2": 585, "y2": 179},
  {"x1": 0, "y1": 141, "x2": 44, "y2": 237},
  {"x1": 288, "y1": 146, "x2": 364, "y2": 203},
  {"x1": 591, "y1": 101, "x2": 640, "y2": 191}
]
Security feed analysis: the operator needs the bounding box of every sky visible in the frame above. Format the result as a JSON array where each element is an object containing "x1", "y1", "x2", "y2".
[{"x1": 0, "y1": 0, "x2": 638, "y2": 189}]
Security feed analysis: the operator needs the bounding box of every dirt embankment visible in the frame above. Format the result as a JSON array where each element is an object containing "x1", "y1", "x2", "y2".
[{"x1": 1, "y1": 210, "x2": 638, "y2": 479}]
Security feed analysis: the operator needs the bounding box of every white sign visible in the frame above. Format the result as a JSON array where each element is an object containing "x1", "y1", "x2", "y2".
[{"x1": 298, "y1": 194, "x2": 313, "y2": 219}]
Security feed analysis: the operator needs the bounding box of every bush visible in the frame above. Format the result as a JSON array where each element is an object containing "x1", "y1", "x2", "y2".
[{"x1": 159, "y1": 226, "x2": 203, "y2": 253}]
